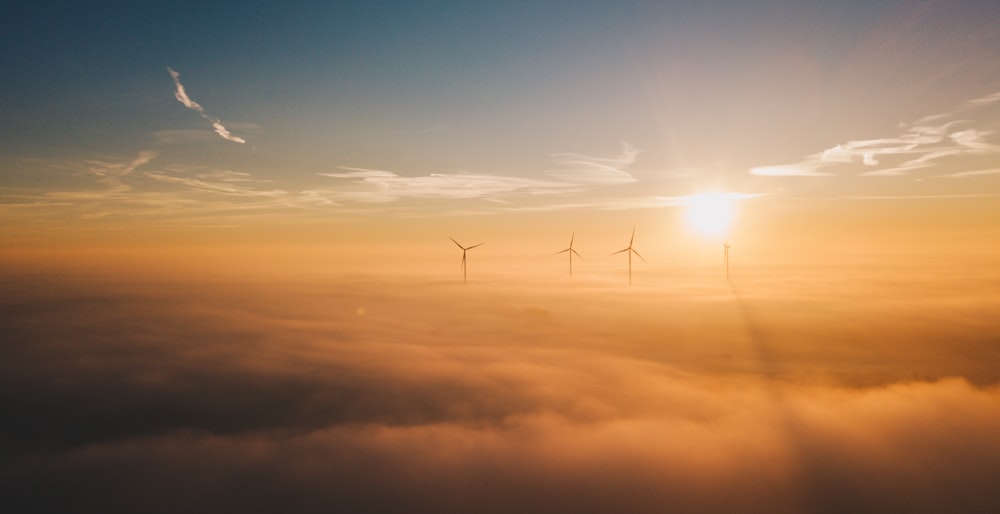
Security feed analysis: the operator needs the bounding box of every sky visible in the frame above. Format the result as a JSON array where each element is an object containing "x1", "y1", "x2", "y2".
[
  {"x1": 3, "y1": 1, "x2": 1000, "y2": 512},
  {"x1": 3, "y1": 0, "x2": 1000, "y2": 261}
]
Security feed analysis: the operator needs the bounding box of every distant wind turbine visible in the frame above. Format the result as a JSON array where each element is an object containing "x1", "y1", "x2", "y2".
[
  {"x1": 724, "y1": 240, "x2": 731, "y2": 280},
  {"x1": 450, "y1": 237, "x2": 484, "y2": 284},
  {"x1": 554, "y1": 232, "x2": 584, "y2": 276},
  {"x1": 611, "y1": 227, "x2": 646, "y2": 285}
]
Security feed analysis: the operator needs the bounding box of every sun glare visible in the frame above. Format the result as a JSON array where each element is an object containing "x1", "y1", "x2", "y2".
[{"x1": 684, "y1": 193, "x2": 735, "y2": 237}]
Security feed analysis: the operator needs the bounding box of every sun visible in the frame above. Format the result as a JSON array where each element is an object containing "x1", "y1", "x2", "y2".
[{"x1": 683, "y1": 193, "x2": 735, "y2": 237}]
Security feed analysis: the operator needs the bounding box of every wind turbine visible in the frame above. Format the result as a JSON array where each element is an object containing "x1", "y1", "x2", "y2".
[
  {"x1": 554, "y1": 232, "x2": 584, "y2": 276},
  {"x1": 450, "y1": 237, "x2": 484, "y2": 284},
  {"x1": 611, "y1": 227, "x2": 646, "y2": 285},
  {"x1": 724, "y1": 240, "x2": 731, "y2": 280}
]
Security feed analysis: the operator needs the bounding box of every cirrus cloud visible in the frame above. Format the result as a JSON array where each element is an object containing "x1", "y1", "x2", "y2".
[
  {"x1": 167, "y1": 67, "x2": 247, "y2": 144},
  {"x1": 751, "y1": 90, "x2": 1000, "y2": 180}
]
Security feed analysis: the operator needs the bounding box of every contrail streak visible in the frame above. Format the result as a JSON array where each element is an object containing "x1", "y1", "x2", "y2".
[{"x1": 167, "y1": 67, "x2": 246, "y2": 144}]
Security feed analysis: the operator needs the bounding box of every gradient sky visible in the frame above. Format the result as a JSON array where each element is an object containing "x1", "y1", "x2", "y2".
[
  {"x1": 4, "y1": 0, "x2": 1000, "y2": 266},
  {"x1": 4, "y1": 3, "x2": 1000, "y2": 512}
]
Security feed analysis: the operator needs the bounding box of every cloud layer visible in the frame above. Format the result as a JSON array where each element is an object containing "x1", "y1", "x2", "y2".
[{"x1": 1, "y1": 264, "x2": 999, "y2": 513}]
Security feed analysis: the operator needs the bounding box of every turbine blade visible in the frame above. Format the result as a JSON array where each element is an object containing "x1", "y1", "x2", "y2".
[
  {"x1": 611, "y1": 248, "x2": 629, "y2": 255},
  {"x1": 572, "y1": 249, "x2": 583, "y2": 259},
  {"x1": 461, "y1": 252, "x2": 466, "y2": 270},
  {"x1": 449, "y1": 236, "x2": 465, "y2": 250},
  {"x1": 570, "y1": 232, "x2": 575, "y2": 247},
  {"x1": 467, "y1": 243, "x2": 485, "y2": 250},
  {"x1": 629, "y1": 227, "x2": 635, "y2": 246},
  {"x1": 631, "y1": 248, "x2": 647, "y2": 262},
  {"x1": 555, "y1": 248, "x2": 570, "y2": 255}
]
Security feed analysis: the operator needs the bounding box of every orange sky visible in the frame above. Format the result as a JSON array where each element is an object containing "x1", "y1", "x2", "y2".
[{"x1": 5, "y1": 192, "x2": 998, "y2": 282}]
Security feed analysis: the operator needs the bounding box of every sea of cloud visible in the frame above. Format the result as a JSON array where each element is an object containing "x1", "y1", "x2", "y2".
[{"x1": 1, "y1": 262, "x2": 999, "y2": 513}]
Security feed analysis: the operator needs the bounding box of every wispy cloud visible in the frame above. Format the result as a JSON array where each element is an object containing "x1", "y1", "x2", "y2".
[
  {"x1": 57, "y1": 150, "x2": 161, "y2": 198},
  {"x1": 83, "y1": 151, "x2": 153, "y2": 178},
  {"x1": 752, "y1": 91, "x2": 1000, "y2": 179},
  {"x1": 966, "y1": 90, "x2": 1000, "y2": 107},
  {"x1": 83, "y1": 151, "x2": 159, "y2": 177},
  {"x1": 3, "y1": 140, "x2": 752, "y2": 224},
  {"x1": 146, "y1": 169, "x2": 286, "y2": 198},
  {"x1": 546, "y1": 141, "x2": 640, "y2": 184},
  {"x1": 749, "y1": 164, "x2": 831, "y2": 177},
  {"x1": 0, "y1": 154, "x2": 303, "y2": 227},
  {"x1": 317, "y1": 167, "x2": 570, "y2": 203},
  {"x1": 167, "y1": 67, "x2": 246, "y2": 144},
  {"x1": 502, "y1": 192, "x2": 761, "y2": 214},
  {"x1": 937, "y1": 168, "x2": 1000, "y2": 179},
  {"x1": 847, "y1": 193, "x2": 1000, "y2": 200},
  {"x1": 314, "y1": 142, "x2": 648, "y2": 210}
]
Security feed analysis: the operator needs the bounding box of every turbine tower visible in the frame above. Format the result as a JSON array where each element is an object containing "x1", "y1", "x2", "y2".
[
  {"x1": 450, "y1": 237, "x2": 484, "y2": 284},
  {"x1": 554, "y1": 232, "x2": 583, "y2": 276},
  {"x1": 611, "y1": 227, "x2": 646, "y2": 285},
  {"x1": 724, "y1": 240, "x2": 731, "y2": 280}
]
